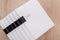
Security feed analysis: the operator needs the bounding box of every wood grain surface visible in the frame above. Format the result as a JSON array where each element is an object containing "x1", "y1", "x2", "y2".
[{"x1": 0, "y1": 0, "x2": 60, "y2": 40}]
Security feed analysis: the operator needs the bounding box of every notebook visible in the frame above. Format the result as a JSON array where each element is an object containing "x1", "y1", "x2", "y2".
[{"x1": 0, "y1": 0, "x2": 54, "y2": 40}]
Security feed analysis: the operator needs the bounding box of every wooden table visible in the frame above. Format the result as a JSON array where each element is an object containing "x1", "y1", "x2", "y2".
[{"x1": 0, "y1": 0, "x2": 60, "y2": 40}]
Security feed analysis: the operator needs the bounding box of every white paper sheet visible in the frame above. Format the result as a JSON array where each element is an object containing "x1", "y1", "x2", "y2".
[
  {"x1": 15, "y1": 0, "x2": 54, "y2": 39},
  {"x1": 0, "y1": 0, "x2": 54, "y2": 40}
]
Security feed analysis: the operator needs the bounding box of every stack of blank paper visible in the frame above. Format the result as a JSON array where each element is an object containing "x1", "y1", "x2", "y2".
[{"x1": 0, "y1": 0, "x2": 54, "y2": 40}]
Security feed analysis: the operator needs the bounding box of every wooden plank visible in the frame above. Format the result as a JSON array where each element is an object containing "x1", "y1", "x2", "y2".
[{"x1": 0, "y1": 0, "x2": 7, "y2": 19}]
